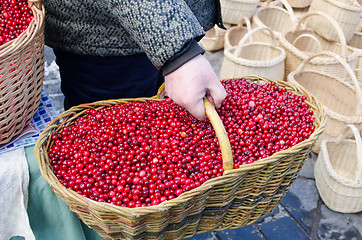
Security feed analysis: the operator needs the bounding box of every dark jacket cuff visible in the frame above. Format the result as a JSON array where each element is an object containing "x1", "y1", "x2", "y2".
[{"x1": 161, "y1": 39, "x2": 205, "y2": 76}]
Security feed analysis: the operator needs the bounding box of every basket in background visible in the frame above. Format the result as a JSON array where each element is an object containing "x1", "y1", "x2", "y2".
[
  {"x1": 220, "y1": 0, "x2": 260, "y2": 25},
  {"x1": 287, "y1": 51, "x2": 362, "y2": 153},
  {"x1": 315, "y1": 124, "x2": 362, "y2": 213},
  {"x1": 224, "y1": 17, "x2": 252, "y2": 50},
  {"x1": 286, "y1": 0, "x2": 312, "y2": 8},
  {"x1": 34, "y1": 76, "x2": 326, "y2": 240},
  {"x1": 0, "y1": 0, "x2": 45, "y2": 145},
  {"x1": 220, "y1": 27, "x2": 286, "y2": 81},
  {"x1": 307, "y1": 0, "x2": 362, "y2": 42},
  {"x1": 252, "y1": 0, "x2": 297, "y2": 43},
  {"x1": 348, "y1": 17, "x2": 362, "y2": 88},
  {"x1": 200, "y1": 25, "x2": 227, "y2": 52},
  {"x1": 280, "y1": 11, "x2": 359, "y2": 80}
]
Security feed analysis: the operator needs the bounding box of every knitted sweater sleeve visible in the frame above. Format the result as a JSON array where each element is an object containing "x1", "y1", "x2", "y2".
[{"x1": 108, "y1": 0, "x2": 206, "y2": 69}]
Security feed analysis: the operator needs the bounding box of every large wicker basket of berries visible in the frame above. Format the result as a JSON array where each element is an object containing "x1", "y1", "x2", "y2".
[
  {"x1": 34, "y1": 76, "x2": 326, "y2": 240},
  {"x1": 0, "y1": 0, "x2": 44, "y2": 145}
]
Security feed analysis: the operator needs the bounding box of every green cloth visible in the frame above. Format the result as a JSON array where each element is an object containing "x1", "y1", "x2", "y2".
[{"x1": 23, "y1": 145, "x2": 104, "y2": 240}]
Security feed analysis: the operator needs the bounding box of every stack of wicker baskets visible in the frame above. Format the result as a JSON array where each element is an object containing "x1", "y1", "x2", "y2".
[
  {"x1": 34, "y1": 76, "x2": 326, "y2": 240},
  {"x1": 0, "y1": 0, "x2": 45, "y2": 145}
]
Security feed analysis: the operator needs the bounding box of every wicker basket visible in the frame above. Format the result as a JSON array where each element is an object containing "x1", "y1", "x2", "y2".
[
  {"x1": 348, "y1": 19, "x2": 362, "y2": 88},
  {"x1": 251, "y1": 0, "x2": 297, "y2": 43},
  {"x1": 314, "y1": 124, "x2": 362, "y2": 213},
  {"x1": 287, "y1": 51, "x2": 362, "y2": 153},
  {"x1": 0, "y1": 0, "x2": 45, "y2": 145},
  {"x1": 280, "y1": 11, "x2": 359, "y2": 80},
  {"x1": 220, "y1": 27, "x2": 286, "y2": 81},
  {"x1": 200, "y1": 25, "x2": 227, "y2": 52},
  {"x1": 34, "y1": 76, "x2": 326, "y2": 240},
  {"x1": 286, "y1": 0, "x2": 312, "y2": 8},
  {"x1": 224, "y1": 17, "x2": 252, "y2": 50},
  {"x1": 220, "y1": 0, "x2": 260, "y2": 25},
  {"x1": 307, "y1": 0, "x2": 362, "y2": 43}
]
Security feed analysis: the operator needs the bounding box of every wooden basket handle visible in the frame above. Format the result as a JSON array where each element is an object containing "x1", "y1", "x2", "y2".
[
  {"x1": 294, "y1": 11, "x2": 348, "y2": 58},
  {"x1": 234, "y1": 26, "x2": 277, "y2": 56},
  {"x1": 155, "y1": 83, "x2": 234, "y2": 171},
  {"x1": 292, "y1": 33, "x2": 322, "y2": 52},
  {"x1": 337, "y1": 124, "x2": 362, "y2": 181},
  {"x1": 295, "y1": 51, "x2": 362, "y2": 115},
  {"x1": 28, "y1": 0, "x2": 43, "y2": 10}
]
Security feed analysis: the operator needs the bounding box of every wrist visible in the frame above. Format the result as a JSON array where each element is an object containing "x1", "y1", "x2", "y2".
[{"x1": 162, "y1": 40, "x2": 205, "y2": 76}]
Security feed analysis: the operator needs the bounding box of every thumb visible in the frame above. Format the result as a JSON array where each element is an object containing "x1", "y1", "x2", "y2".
[
  {"x1": 184, "y1": 98, "x2": 207, "y2": 121},
  {"x1": 207, "y1": 80, "x2": 227, "y2": 108}
]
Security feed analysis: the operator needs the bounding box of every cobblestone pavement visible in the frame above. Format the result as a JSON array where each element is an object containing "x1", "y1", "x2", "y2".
[{"x1": 43, "y1": 46, "x2": 362, "y2": 240}]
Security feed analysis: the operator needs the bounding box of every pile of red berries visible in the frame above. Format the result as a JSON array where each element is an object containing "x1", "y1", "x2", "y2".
[
  {"x1": 0, "y1": 0, "x2": 34, "y2": 46},
  {"x1": 48, "y1": 78, "x2": 315, "y2": 208}
]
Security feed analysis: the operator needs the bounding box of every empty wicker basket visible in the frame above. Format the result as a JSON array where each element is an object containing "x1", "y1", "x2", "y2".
[
  {"x1": 287, "y1": 51, "x2": 362, "y2": 153},
  {"x1": 252, "y1": 0, "x2": 297, "y2": 43},
  {"x1": 315, "y1": 124, "x2": 362, "y2": 213},
  {"x1": 224, "y1": 17, "x2": 252, "y2": 50},
  {"x1": 220, "y1": 27, "x2": 286, "y2": 81},
  {"x1": 220, "y1": 0, "x2": 260, "y2": 24},
  {"x1": 280, "y1": 11, "x2": 359, "y2": 80}
]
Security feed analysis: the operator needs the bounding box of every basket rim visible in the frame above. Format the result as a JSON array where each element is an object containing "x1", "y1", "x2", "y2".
[
  {"x1": 319, "y1": 0, "x2": 362, "y2": 12},
  {"x1": 0, "y1": 1, "x2": 44, "y2": 56},
  {"x1": 34, "y1": 76, "x2": 327, "y2": 217}
]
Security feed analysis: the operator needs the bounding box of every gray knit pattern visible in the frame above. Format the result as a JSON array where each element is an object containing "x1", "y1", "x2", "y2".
[{"x1": 45, "y1": 0, "x2": 218, "y2": 69}]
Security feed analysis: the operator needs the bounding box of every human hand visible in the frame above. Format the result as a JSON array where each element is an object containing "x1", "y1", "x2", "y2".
[{"x1": 164, "y1": 54, "x2": 227, "y2": 121}]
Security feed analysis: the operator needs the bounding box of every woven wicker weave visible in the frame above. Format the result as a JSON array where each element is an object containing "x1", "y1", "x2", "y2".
[
  {"x1": 307, "y1": 0, "x2": 362, "y2": 42},
  {"x1": 34, "y1": 76, "x2": 326, "y2": 240},
  {"x1": 348, "y1": 20, "x2": 362, "y2": 88},
  {"x1": 315, "y1": 124, "x2": 362, "y2": 213},
  {"x1": 280, "y1": 11, "x2": 359, "y2": 81},
  {"x1": 287, "y1": 51, "x2": 362, "y2": 153},
  {"x1": 220, "y1": 27, "x2": 286, "y2": 81},
  {"x1": 0, "y1": 0, "x2": 45, "y2": 145},
  {"x1": 287, "y1": 0, "x2": 312, "y2": 8},
  {"x1": 220, "y1": 0, "x2": 260, "y2": 24},
  {"x1": 251, "y1": 0, "x2": 297, "y2": 43}
]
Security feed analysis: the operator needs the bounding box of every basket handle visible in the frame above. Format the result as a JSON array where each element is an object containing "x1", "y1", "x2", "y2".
[
  {"x1": 234, "y1": 26, "x2": 277, "y2": 57},
  {"x1": 155, "y1": 83, "x2": 234, "y2": 171},
  {"x1": 295, "y1": 51, "x2": 362, "y2": 115},
  {"x1": 292, "y1": 33, "x2": 322, "y2": 52},
  {"x1": 337, "y1": 124, "x2": 362, "y2": 181},
  {"x1": 263, "y1": 0, "x2": 297, "y2": 26},
  {"x1": 236, "y1": 17, "x2": 252, "y2": 31},
  {"x1": 294, "y1": 11, "x2": 348, "y2": 58},
  {"x1": 28, "y1": 0, "x2": 43, "y2": 10}
]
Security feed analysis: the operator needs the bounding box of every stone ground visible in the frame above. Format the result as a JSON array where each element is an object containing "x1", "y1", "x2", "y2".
[{"x1": 43, "y1": 46, "x2": 362, "y2": 240}]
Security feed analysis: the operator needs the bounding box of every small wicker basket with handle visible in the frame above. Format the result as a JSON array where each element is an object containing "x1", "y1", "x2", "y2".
[
  {"x1": 34, "y1": 76, "x2": 326, "y2": 240},
  {"x1": 220, "y1": 27, "x2": 286, "y2": 81},
  {"x1": 280, "y1": 11, "x2": 359, "y2": 80},
  {"x1": 220, "y1": 0, "x2": 260, "y2": 24},
  {"x1": 251, "y1": 0, "x2": 297, "y2": 43},
  {"x1": 315, "y1": 124, "x2": 362, "y2": 213},
  {"x1": 307, "y1": 0, "x2": 362, "y2": 43},
  {"x1": 287, "y1": 51, "x2": 362, "y2": 153},
  {"x1": 0, "y1": 0, "x2": 45, "y2": 145}
]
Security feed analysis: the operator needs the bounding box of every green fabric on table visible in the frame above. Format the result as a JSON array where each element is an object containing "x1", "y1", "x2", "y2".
[{"x1": 25, "y1": 145, "x2": 104, "y2": 240}]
